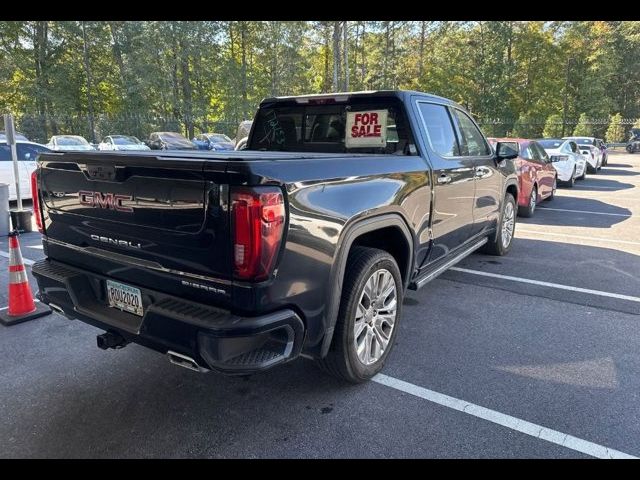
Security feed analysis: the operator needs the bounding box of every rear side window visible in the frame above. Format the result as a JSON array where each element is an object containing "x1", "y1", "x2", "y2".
[
  {"x1": 249, "y1": 98, "x2": 416, "y2": 155},
  {"x1": 417, "y1": 103, "x2": 459, "y2": 157},
  {"x1": 451, "y1": 109, "x2": 491, "y2": 156},
  {"x1": 530, "y1": 142, "x2": 549, "y2": 163}
]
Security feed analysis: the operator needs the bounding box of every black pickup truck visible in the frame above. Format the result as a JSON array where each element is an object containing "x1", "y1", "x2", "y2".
[{"x1": 31, "y1": 90, "x2": 519, "y2": 383}]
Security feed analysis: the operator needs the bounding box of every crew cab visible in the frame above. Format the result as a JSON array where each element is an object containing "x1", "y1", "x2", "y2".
[{"x1": 31, "y1": 91, "x2": 518, "y2": 383}]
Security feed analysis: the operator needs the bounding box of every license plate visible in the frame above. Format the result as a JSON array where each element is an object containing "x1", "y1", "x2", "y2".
[{"x1": 106, "y1": 280, "x2": 144, "y2": 317}]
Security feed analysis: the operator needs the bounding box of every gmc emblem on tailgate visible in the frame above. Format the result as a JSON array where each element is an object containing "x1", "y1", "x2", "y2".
[{"x1": 79, "y1": 191, "x2": 133, "y2": 213}]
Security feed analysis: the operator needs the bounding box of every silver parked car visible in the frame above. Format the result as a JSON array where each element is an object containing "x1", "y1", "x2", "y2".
[
  {"x1": 98, "y1": 135, "x2": 151, "y2": 151},
  {"x1": 46, "y1": 135, "x2": 95, "y2": 151}
]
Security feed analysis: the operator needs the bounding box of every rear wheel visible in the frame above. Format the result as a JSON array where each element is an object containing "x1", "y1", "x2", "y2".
[
  {"x1": 316, "y1": 247, "x2": 403, "y2": 383},
  {"x1": 547, "y1": 177, "x2": 557, "y2": 201},
  {"x1": 579, "y1": 164, "x2": 588, "y2": 179},
  {"x1": 565, "y1": 167, "x2": 576, "y2": 187},
  {"x1": 518, "y1": 185, "x2": 537, "y2": 218},
  {"x1": 481, "y1": 193, "x2": 516, "y2": 256}
]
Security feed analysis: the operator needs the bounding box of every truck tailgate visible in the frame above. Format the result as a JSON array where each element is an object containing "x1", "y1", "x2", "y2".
[{"x1": 37, "y1": 152, "x2": 231, "y2": 283}]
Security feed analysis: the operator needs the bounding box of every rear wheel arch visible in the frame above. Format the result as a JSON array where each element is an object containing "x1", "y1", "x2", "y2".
[{"x1": 319, "y1": 214, "x2": 414, "y2": 358}]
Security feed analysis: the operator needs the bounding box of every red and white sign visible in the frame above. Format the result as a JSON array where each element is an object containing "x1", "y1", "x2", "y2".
[{"x1": 345, "y1": 110, "x2": 388, "y2": 148}]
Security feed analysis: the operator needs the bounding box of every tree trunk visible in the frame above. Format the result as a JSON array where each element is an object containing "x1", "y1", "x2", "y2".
[
  {"x1": 169, "y1": 24, "x2": 181, "y2": 124},
  {"x1": 361, "y1": 22, "x2": 367, "y2": 87},
  {"x1": 240, "y1": 22, "x2": 248, "y2": 119},
  {"x1": 343, "y1": 21, "x2": 349, "y2": 91},
  {"x1": 33, "y1": 21, "x2": 48, "y2": 141},
  {"x1": 108, "y1": 22, "x2": 127, "y2": 94},
  {"x1": 383, "y1": 22, "x2": 390, "y2": 88},
  {"x1": 179, "y1": 35, "x2": 194, "y2": 138},
  {"x1": 332, "y1": 21, "x2": 341, "y2": 91},
  {"x1": 322, "y1": 23, "x2": 330, "y2": 92},
  {"x1": 81, "y1": 21, "x2": 96, "y2": 143},
  {"x1": 418, "y1": 21, "x2": 426, "y2": 79}
]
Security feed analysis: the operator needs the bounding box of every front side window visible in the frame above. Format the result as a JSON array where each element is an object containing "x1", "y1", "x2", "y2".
[
  {"x1": 417, "y1": 103, "x2": 459, "y2": 157},
  {"x1": 0, "y1": 144, "x2": 11, "y2": 161},
  {"x1": 16, "y1": 143, "x2": 49, "y2": 161},
  {"x1": 451, "y1": 109, "x2": 491, "y2": 156}
]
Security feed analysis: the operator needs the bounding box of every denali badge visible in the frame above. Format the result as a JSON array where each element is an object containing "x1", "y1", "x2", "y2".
[
  {"x1": 79, "y1": 191, "x2": 133, "y2": 213},
  {"x1": 90, "y1": 234, "x2": 141, "y2": 249}
]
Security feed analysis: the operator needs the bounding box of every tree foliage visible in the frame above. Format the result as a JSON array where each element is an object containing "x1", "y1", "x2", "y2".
[
  {"x1": 606, "y1": 113, "x2": 625, "y2": 143},
  {"x1": 0, "y1": 21, "x2": 638, "y2": 143},
  {"x1": 543, "y1": 114, "x2": 564, "y2": 138},
  {"x1": 572, "y1": 113, "x2": 593, "y2": 136}
]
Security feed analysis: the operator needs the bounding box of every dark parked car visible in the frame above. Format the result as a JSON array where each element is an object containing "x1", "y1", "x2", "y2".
[
  {"x1": 146, "y1": 132, "x2": 197, "y2": 150},
  {"x1": 234, "y1": 120, "x2": 252, "y2": 145},
  {"x1": 596, "y1": 138, "x2": 608, "y2": 166},
  {"x1": 192, "y1": 133, "x2": 234, "y2": 151},
  {"x1": 627, "y1": 128, "x2": 640, "y2": 154},
  {"x1": 32, "y1": 90, "x2": 519, "y2": 383}
]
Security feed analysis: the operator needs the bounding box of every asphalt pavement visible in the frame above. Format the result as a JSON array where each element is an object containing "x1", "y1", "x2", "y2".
[{"x1": 0, "y1": 151, "x2": 638, "y2": 458}]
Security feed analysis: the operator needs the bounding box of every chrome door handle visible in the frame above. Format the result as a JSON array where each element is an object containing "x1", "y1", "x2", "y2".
[{"x1": 437, "y1": 174, "x2": 452, "y2": 184}]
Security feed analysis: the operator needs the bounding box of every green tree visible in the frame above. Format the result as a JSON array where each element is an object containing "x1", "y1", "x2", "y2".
[
  {"x1": 572, "y1": 112, "x2": 593, "y2": 136},
  {"x1": 543, "y1": 114, "x2": 564, "y2": 137},
  {"x1": 512, "y1": 112, "x2": 542, "y2": 138},
  {"x1": 605, "y1": 113, "x2": 625, "y2": 143}
]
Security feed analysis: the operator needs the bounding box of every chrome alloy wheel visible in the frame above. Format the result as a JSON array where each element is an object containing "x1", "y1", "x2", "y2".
[
  {"x1": 501, "y1": 200, "x2": 515, "y2": 249},
  {"x1": 353, "y1": 269, "x2": 397, "y2": 365},
  {"x1": 529, "y1": 188, "x2": 537, "y2": 213}
]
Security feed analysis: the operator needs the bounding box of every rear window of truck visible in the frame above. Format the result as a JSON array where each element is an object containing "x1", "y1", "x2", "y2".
[{"x1": 248, "y1": 98, "x2": 417, "y2": 155}]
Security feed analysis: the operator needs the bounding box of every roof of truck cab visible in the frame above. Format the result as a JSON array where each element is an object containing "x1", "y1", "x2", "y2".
[{"x1": 260, "y1": 90, "x2": 461, "y2": 108}]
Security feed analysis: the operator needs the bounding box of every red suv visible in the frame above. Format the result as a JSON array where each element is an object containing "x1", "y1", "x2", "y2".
[{"x1": 489, "y1": 138, "x2": 557, "y2": 217}]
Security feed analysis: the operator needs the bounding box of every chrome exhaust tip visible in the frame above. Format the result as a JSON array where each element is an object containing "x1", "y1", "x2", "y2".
[
  {"x1": 49, "y1": 303, "x2": 64, "y2": 314},
  {"x1": 167, "y1": 350, "x2": 208, "y2": 373}
]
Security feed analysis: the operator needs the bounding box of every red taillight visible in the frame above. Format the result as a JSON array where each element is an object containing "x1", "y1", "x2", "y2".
[
  {"x1": 231, "y1": 186, "x2": 285, "y2": 281},
  {"x1": 30, "y1": 170, "x2": 44, "y2": 233}
]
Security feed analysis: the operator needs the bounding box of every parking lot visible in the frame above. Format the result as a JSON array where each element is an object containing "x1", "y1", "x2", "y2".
[{"x1": 0, "y1": 151, "x2": 638, "y2": 458}]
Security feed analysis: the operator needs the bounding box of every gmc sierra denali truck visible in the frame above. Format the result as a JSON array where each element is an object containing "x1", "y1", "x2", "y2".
[{"x1": 31, "y1": 90, "x2": 519, "y2": 383}]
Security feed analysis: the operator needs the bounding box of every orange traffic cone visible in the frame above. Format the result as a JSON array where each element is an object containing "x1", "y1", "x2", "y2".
[{"x1": 0, "y1": 231, "x2": 51, "y2": 326}]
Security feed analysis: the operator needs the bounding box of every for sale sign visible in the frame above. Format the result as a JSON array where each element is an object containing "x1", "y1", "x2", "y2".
[{"x1": 345, "y1": 110, "x2": 388, "y2": 148}]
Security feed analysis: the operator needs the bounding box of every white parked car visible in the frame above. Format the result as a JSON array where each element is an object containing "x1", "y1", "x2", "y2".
[
  {"x1": 46, "y1": 135, "x2": 95, "y2": 151},
  {"x1": 98, "y1": 135, "x2": 150, "y2": 151},
  {"x1": 0, "y1": 140, "x2": 52, "y2": 200},
  {"x1": 563, "y1": 136, "x2": 603, "y2": 173},
  {"x1": 537, "y1": 138, "x2": 587, "y2": 187}
]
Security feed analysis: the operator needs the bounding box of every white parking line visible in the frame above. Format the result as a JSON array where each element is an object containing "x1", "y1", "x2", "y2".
[
  {"x1": 0, "y1": 250, "x2": 35, "y2": 265},
  {"x1": 27, "y1": 245, "x2": 44, "y2": 250},
  {"x1": 449, "y1": 267, "x2": 640, "y2": 303},
  {"x1": 536, "y1": 207, "x2": 632, "y2": 217},
  {"x1": 373, "y1": 374, "x2": 637, "y2": 459},
  {"x1": 516, "y1": 229, "x2": 640, "y2": 247}
]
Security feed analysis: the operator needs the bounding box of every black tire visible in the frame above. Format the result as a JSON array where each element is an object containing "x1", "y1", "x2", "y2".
[
  {"x1": 565, "y1": 167, "x2": 576, "y2": 187},
  {"x1": 481, "y1": 193, "x2": 516, "y2": 256},
  {"x1": 576, "y1": 163, "x2": 598, "y2": 180},
  {"x1": 518, "y1": 185, "x2": 537, "y2": 218},
  {"x1": 316, "y1": 246, "x2": 403, "y2": 383},
  {"x1": 547, "y1": 177, "x2": 557, "y2": 201}
]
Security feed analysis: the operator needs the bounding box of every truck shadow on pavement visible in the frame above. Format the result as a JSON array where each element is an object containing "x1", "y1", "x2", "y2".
[
  {"x1": 521, "y1": 196, "x2": 632, "y2": 228},
  {"x1": 595, "y1": 168, "x2": 639, "y2": 177},
  {"x1": 570, "y1": 178, "x2": 635, "y2": 191},
  {"x1": 605, "y1": 163, "x2": 633, "y2": 168}
]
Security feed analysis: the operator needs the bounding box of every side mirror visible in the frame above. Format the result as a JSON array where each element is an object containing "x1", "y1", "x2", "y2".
[{"x1": 495, "y1": 142, "x2": 518, "y2": 161}]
